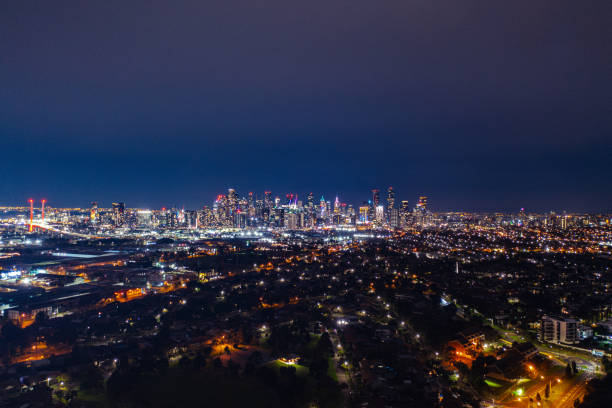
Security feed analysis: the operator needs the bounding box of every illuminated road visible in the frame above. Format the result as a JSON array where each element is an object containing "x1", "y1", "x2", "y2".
[
  {"x1": 501, "y1": 373, "x2": 588, "y2": 408},
  {"x1": 555, "y1": 379, "x2": 587, "y2": 408},
  {"x1": 27, "y1": 221, "x2": 104, "y2": 239}
]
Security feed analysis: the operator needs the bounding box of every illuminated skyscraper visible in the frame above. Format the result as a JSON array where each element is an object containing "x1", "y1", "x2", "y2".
[
  {"x1": 90, "y1": 201, "x2": 98, "y2": 224},
  {"x1": 264, "y1": 191, "x2": 272, "y2": 209},
  {"x1": 307, "y1": 192, "x2": 314, "y2": 209},
  {"x1": 320, "y1": 196, "x2": 326, "y2": 217},
  {"x1": 389, "y1": 208, "x2": 399, "y2": 228},
  {"x1": 359, "y1": 205, "x2": 370, "y2": 223},
  {"x1": 112, "y1": 202, "x2": 125, "y2": 227},
  {"x1": 248, "y1": 192, "x2": 254, "y2": 208},
  {"x1": 228, "y1": 188, "x2": 237, "y2": 212},
  {"x1": 386, "y1": 187, "x2": 395, "y2": 212},
  {"x1": 375, "y1": 205, "x2": 385, "y2": 223},
  {"x1": 372, "y1": 189, "x2": 380, "y2": 207},
  {"x1": 415, "y1": 196, "x2": 428, "y2": 214}
]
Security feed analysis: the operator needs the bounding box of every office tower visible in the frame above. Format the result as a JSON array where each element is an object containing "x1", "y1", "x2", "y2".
[
  {"x1": 228, "y1": 188, "x2": 238, "y2": 212},
  {"x1": 318, "y1": 196, "x2": 324, "y2": 214},
  {"x1": 372, "y1": 189, "x2": 380, "y2": 207},
  {"x1": 375, "y1": 205, "x2": 385, "y2": 223},
  {"x1": 285, "y1": 211, "x2": 300, "y2": 229},
  {"x1": 137, "y1": 210, "x2": 154, "y2": 227},
  {"x1": 359, "y1": 205, "x2": 370, "y2": 223},
  {"x1": 248, "y1": 192, "x2": 254, "y2": 208},
  {"x1": 334, "y1": 196, "x2": 340, "y2": 213},
  {"x1": 415, "y1": 196, "x2": 428, "y2": 213},
  {"x1": 307, "y1": 192, "x2": 314, "y2": 209},
  {"x1": 112, "y1": 202, "x2": 125, "y2": 227},
  {"x1": 264, "y1": 191, "x2": 272, "y2": 209},
  {"x1": 389, "y1": 208, "x2": 399, "y2": 228},
  {"x1": 386, "y1": 187, "x2": 395, "y2": 212},
  {"x1": 90, "y1": 202, "x2": 98, "y2": 224}
]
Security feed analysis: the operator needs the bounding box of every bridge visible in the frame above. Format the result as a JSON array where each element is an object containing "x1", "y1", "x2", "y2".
[{"x1": 27, "y1": 221, "x2": 105, "y2": 240}]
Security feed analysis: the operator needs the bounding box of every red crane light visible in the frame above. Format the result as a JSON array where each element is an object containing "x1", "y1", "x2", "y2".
[{"x1": 28, "y1": 199, "x2": 34, "y2": 232}]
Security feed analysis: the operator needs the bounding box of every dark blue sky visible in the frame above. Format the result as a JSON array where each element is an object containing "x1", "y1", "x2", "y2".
[{"x1": 1, "y1": 1, "x2": 609, "y2": 211}]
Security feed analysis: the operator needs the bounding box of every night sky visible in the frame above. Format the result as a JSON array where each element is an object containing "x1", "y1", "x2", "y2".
[{"x1": 1, "y1": 1, "x2": 609, "y2": 211}]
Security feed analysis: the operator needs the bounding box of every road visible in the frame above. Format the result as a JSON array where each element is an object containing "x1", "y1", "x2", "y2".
[
  {"x1": 502, "y1": 373, "x2": 588, "y2": 408},
  {"x1": 329, "y1": 330, "x2": 351, "y2": 406}
]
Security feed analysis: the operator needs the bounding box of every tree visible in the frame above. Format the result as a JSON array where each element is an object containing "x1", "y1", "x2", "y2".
[
  {"x1": 316, "y1": 332, "x2": 333, "y2": 358},
  {"x1": 80, "y1": 364, "x2": 104, "y2": 391},
  {"x1": 178, "y1": 356, "x2": 191, "y2": 368},
  {"x1": 249, "y1": 350, "x2": 263, "y2": 365},
  {"x1": 545, "y1": 383, "x2": 550, "y2": 399},
  {"x1": 213, "y1": 357, "x2": 222, "y2": 368},
  {"x1": 193, "y1": 352, "x2": 207, "y2": 370},
  {"x1": 34, "y1": 311, "x2": 49, "y2": 325}
]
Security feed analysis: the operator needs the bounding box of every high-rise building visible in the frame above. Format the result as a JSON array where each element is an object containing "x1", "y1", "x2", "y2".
[
  {"x1": 372, "y1": 189, "x2": 380, "y2": 207},
  {"x1": 415, "y1": 196, "x2": 428, "y2": 213},
  {"x1": 228, "y1": 188, "x2": 238, "y2": 212},
  {"x1": 112, "y1": 202, "x2": 125, "y2": 227},
  {"x1": 319, "y1": 196, "x2": 326, "y2": 217},
  {"x1": 375, "y1": 205, "x2": 385, "y2": 223},
  {"x1": 307, "y1": 192, "x2": 314, "y2": 209},
  {"x1": 359, "y1": 205, "x2": 370, "y2": 223},
  {"x1": 90, "y1": 202, "x2": 98, "y2": 224},
  {"x1": 540, "y1": 315, "x2": 578, "y2": 345},
  {"x1": 248, "y1": 192, "x2": 254, "y2": 208},
  {"x1": 264, "y1": 191, "x2": 272, "y2": 209},
  {"x1": 389, "y1": 208, "x2": 399, "y2": 228},
  {"x1": 386, "y1": 187, "x2": 395, "y2": 212}
]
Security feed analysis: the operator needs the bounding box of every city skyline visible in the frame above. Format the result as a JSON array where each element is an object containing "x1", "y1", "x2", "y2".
[
  {"x1": 2, "y1": 186, "x2": 610, "y2": 214},
  {"x1": 1, "y1": 2, "x2": 610, "y2": 408},
  {"x1": 1, "y1": 1, "x2": 609, "y2": 212}
]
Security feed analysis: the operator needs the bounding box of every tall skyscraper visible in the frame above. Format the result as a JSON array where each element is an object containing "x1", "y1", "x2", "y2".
[
  {"x1": 307, "y1": 192, "x2": 314, "y2": 209},
  {"x1": 90, "y1": 201, "x2": 98, "y2": 224},
  {"x1": 359, "y1": 205, "x2": 370, "y2": 223},
  {"x1": 372, "y1": 189, "x2": 380, "y2": 207},
  {"x1": 264, "y1": 191, "x2": 272, "y2": 209},
  {"x1": 375, "y1": 205, "x2": 385, "y2": 223},
  {"x1": 227, "y1": 188, "x2": 238, "y2": 213},
  {"x1": 112, "y1": 202, "x2": 125, "y2": 227},
  {"x1": 415, "y1": 196, "x2": 428, "y2": 214},
  {"x1": 386, "y1": 187, "x2": 395, "y2": 212}
]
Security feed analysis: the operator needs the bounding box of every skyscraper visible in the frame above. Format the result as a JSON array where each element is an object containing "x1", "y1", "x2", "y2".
[
  {"x1": 112, "y1": 202, "x2": 125, "y2": 227},
  {"x1": 372, "y1": 189, "x2": 380, "y2": 207},
  {"x1": 90, "y1": 201, "x2": 98, "y2": 224},
  {"x1": 307, "y1": 192, "x2": 314, "y2": 209},
  {"x1": 386, "y1": 187, "x2": 395, "y2": 212},
  {"x1": 264, "y1": 191, "x2": 272, "y2": 209},
  {"x1": 415, "y1": 196, "x2": 428, "y2": 214},
  {"x1": 227, "y1": 188, "x2": 238, "y2": 213}
]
